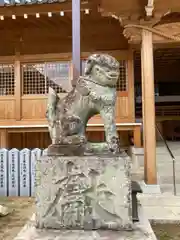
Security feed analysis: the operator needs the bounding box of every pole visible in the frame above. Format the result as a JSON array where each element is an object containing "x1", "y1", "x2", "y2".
[{"x1": 72, "y1": 0, "x2": 81, "y2": 86}]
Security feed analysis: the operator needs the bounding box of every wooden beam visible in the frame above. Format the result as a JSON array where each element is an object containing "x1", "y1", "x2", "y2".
[
  {"x1": 154, "y1": 0, "x2": 180, "y2": 13},
  {"x1": 0, "y1": 50, "x2": 129, "y2": 63},
  {"x1": 0, "y1": 1, "x2": 93, "y2": 17},
  {"x1": 0, "y1": 36, "x2": 125, "y2": 46},
  {"x1": 0, "y1": 21, "x2": 123, "y2": 39},
  {"x1": 0, "y1": 28, "x2": 123, "y2": 40},
  {"x1": 141, "y1": 29, "x2": 157, "y2": 184},
  {"x1": 100, "y1": 0, "x2": 145, "y2": 15},
  {"x1": 72, "y1": 0, "x2": 81, "y2": 85}
]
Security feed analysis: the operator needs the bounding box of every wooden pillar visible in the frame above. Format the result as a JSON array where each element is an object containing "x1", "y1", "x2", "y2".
[
  {"x1": 14, "y1": 54, "x2": 21, "y2": 120},
  {"x1": 141, "y1": 29, "x2": 157, "y2": 184},
  {"x1": 133, "y1": 126, "x2": 142, "y2": 148},
  {"x1": 0, "y1": 129, "x2": 8, "y2": 148},
  {"x1": 72, "y1": 0, "x2": 81, "y2": 86},
  {"x1": 128, "y1": 49, "x2": 135, "y2": 120}
]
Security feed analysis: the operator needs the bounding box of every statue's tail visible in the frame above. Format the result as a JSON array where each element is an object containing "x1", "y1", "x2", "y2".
[
  {"x1": 48, "y1": 87, "x2": 59, "y2": 104},
  {"x1": 46, "y1": 87, "x2": 59, "y2": 121}
]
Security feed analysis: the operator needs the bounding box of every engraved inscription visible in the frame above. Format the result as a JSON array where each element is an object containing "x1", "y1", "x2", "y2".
[{"x1": 35, "y1": 155, "x2": 132, "y2": 230}]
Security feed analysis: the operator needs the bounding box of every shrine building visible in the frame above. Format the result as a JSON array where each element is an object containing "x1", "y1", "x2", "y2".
[{"x1": 0, "y1": 0, "x2": 180, "y2": 186}]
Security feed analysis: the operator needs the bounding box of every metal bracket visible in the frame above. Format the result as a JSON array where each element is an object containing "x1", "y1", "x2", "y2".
[{"x1": 131, "y1": 181, "x2": 142, "y2": 222}]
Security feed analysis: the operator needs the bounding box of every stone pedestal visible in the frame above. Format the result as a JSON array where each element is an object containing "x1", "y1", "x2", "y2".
[
  {"x1": 35, "y1": 154, "x2": 132, "y2": 230},
  {"x1": 13, "y1": 213, "x2": 157, "y2": 240}
]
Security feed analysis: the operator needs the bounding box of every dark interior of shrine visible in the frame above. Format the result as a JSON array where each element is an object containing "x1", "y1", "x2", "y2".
[{"x1": 134, "y1": 48, "x2": 180, "y2": 140}]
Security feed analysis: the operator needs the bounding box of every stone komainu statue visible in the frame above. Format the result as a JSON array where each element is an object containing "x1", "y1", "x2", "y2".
[{"x1": 46, "y1": 54, "x2": 120, "y2": 155}]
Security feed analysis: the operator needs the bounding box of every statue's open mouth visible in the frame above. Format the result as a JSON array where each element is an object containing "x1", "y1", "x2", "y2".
[{"x1": 106, "y1": 73, "x2": 119, "y2": 80}]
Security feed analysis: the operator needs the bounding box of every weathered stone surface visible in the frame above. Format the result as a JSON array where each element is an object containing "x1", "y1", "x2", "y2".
[
  {"x1": 0, "y1": 204, "x2": 9, "y2": 216},
  {"x1": 46, "y1": 54, "x2": 122, "y2": 155},
  {"x1": 35, "y1": 155, "x2": 132, "y2": 230},
  {"x1": 14, "y1": 226, "x2": 156, "y2": 240},
  {"x1": 13, "y1": 213, "x2": 157, "y2": 240}
]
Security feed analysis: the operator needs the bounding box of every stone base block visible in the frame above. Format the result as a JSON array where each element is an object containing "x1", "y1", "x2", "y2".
[
  {"x1": 35, "y1": 154, "x2": 132, "y2": 230},
  {"x1": 13, "y1": 214, "x2": 157, "y2": 240},
  {"x1": 129, "y1": 147, "x2": 144, "y2": 171}
]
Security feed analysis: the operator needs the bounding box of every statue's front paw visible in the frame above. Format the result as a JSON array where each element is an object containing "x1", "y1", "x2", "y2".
[
  {"x1": 90, "y1": 91, "x2": 100, "y2": 102},
  {"x1": 108, "y1": 137, "x2": 120, "y2": 153},
  {"x1": 101, "y1": 95, "x2": 115, "y2": 106}
]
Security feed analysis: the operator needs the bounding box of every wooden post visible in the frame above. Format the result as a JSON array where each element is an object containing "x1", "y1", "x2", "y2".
[
  {"x1": 133, "y1": 126, "x2": 142, "y2": 148},
  {"x1": 72, "y1": 0, "x2": 81, "y2": 86},
  {"x1": 141, "y1": 29, "x2": 157, "y2": 184},
  {"x1": 128, "y1": 49, "x2": 135, "y2": 120},
  {"x1": 14, "y1": 53, "x2": 21, "y2": 120},
  {"x1": 0, "y1": 129, "x2": 8, "y2": 148}
]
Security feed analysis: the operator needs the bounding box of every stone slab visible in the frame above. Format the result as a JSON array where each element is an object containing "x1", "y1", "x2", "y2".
[
  {"x1": 138, "y1": 181, "x2": 161, "y2": 194},
  {"x1": 137, "y1": 194, "x2": 180, "y2": 206},
  {"x1": 14, "y1": 213, "x2": 157, "y2": 240},
  {"x1": 160, "y1": 184, "x2": 180, "y2": 195},
  {"x1": 137, "y1": 194, "x2": 180, "y2": 222},
  {"x1": 35, "y1": 155, "x2": 132, "y2": 230}
]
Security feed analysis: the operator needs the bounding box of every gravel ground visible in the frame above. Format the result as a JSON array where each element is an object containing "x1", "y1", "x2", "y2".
[
  {"x1": 0, "y1": 197, "x2": 34, "y2": 240},
  {"x1": 152, "y1": 223, "x2": 180, "y2": 240}
]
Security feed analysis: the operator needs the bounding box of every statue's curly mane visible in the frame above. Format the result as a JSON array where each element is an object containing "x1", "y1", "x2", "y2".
[{"x1": 84, "y1": 54, "x2": 120, "y2": 76}]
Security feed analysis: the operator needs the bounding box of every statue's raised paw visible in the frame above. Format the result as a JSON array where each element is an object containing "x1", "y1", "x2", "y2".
[
  {"x1": 76, "y1": 77, "x2": 90, "y2": 96},
  {"x1": 89, "y1": 91, "x2": 100, "y2": 102}
]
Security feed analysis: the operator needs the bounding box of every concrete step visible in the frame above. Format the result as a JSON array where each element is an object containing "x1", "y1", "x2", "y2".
[
  {"x1": 156, "y1": 160, "x2": 180, "y2": 164},
  {"x1": 160, "y1": 184, "x2": 180, "y2": 195},
  {"x1": 133, "y1": 164, "x2": 180, "y2": 172},
  {"x1": 137, "y1": 193, "x2": 180, "y2": 206},
  {"x1": 157, "y1": 154, "x2": 180, "y2": 159},
  {"x1": 156, "y1": 152, "x2": 180, "y2": 157},
  {"x1": 157, "y1": 163, "x2": 180, "y2": 167},
  {"x1": 132, "y1": 170, "x2": 180, "y2": 185},
  {"x1": 157, "y1": 153, "x2": 180, "y2": 155},
  {"x1": 157, "y1": 153, "x2": 180, "y2": 158},
  {"x1": 157, "y1": 170, "x2": 180, "y2": 176},
  {"x1": 133, "y1": 156, "x2": 180, "y2": 166},
  {"x1": 157, "y1": 142, "x2": 180, "y2": 148},
  {"x1": 136, "y1": 161, "x2": 180, "y2": 167},
  {"x1": 137, "y1": 193, "x2": 180, "y2": 221},
  {"x1": 157, "y1": 163, "x2": 180, "y2": 171},
  {"x1": 158, "y1": 176, "x2": 180, "y2": 184}
]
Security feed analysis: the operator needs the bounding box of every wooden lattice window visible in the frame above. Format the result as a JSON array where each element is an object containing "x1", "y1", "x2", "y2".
[
  {"x1": 46, "y1": 62, "x2": 70, "y2": 93},
  {"x1": 22, "y1": 63, "x2": 45, "y2": 94},
  {"x1": 0, "y1": 64, "x2": 14, "y2": 96},
  {"x1": 22, "y1": 62, "x2": 70, "y2": 95},
  {"x1": 81, "y1": 60, "x2": 128, "y2": 91},
  {"x1": 116, "y1": 60, "x2": 128, "y2": 91}
]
